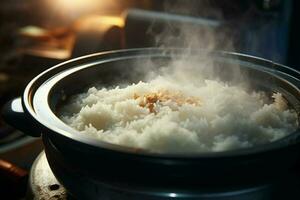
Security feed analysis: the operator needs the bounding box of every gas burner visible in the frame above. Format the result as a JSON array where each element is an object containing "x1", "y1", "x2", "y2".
[
  {"x1": 27, "y1": 151, "x2": 300, "y2": 200},
  {"x1": 28, "y1": 152, "x2": 69, "y2": 200}
]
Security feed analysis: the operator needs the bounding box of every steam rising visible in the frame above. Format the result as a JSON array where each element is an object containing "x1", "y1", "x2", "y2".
[
  {"x1": 140, "y1": 1, "x2": 244, "y2": 87},
  {"x1": 153, "y1": 1, "x2": 234, "y2": 50},
  {"x1": 59, "y1": 3, "x2": 298, "y2": 153}
]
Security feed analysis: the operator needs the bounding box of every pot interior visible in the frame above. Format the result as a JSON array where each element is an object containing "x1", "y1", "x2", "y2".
[
  {"x1": 49, "y1": 53, "x2": 300, "y2": 119},
  {"x1": 30, "y1": 49, "x2": 300, "y2": 155}
]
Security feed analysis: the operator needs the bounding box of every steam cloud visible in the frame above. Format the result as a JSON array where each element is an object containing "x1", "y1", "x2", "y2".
[
  {"x1": 133, "y1": 1, "x2": 248, "y2": 89},
  {"x1": 59, "y1": 2, "x2": 298, "y2": 153}
]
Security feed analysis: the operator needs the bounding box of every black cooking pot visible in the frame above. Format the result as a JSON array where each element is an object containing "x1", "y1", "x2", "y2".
[{"x1": 2, "y1": 48, "x2": 300, "y2": 199}]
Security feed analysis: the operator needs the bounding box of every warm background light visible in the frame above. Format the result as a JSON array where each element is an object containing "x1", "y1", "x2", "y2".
[
  {"x1": 45, "y1": 0, "x2": 122, "y2": 23},
  {"x1": 73, "y1": 15, "x2": 125, "y2": 31},
  {"x1": 52, "y1": 0, "x2": 107, "y2": 13}
]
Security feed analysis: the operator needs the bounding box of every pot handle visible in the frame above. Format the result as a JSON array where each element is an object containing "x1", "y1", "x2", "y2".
[{"x1": 1, "y1": 97, "x2": 41, "y2": 137}]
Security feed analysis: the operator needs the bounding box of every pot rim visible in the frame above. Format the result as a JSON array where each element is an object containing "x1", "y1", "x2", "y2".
[{"x1": 23, "y1": 47, "x2": 300, "y2": 158}]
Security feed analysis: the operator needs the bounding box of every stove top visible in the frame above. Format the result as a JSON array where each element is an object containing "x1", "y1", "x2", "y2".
[
  {"x1": 27, "y1": 151, "x2": 300, "y2": 200},
  {"x1": 28, "y1": 152, "x2": 68, "y2": 200}
]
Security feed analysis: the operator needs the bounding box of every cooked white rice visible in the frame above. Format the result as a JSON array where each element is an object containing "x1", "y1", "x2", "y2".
[{"x1": 60, "y1": 76, "x2": 298, "y2": 153}]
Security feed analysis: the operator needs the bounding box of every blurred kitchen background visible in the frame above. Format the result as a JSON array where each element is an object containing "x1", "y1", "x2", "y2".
[{"x1": 0, "y1": 0, "x2": 299, "y2": 198}]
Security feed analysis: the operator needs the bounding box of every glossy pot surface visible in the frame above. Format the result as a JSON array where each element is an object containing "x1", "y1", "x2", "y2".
[{"x1": 2, "y1": 48, "x2": 300, "y2": 199}]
